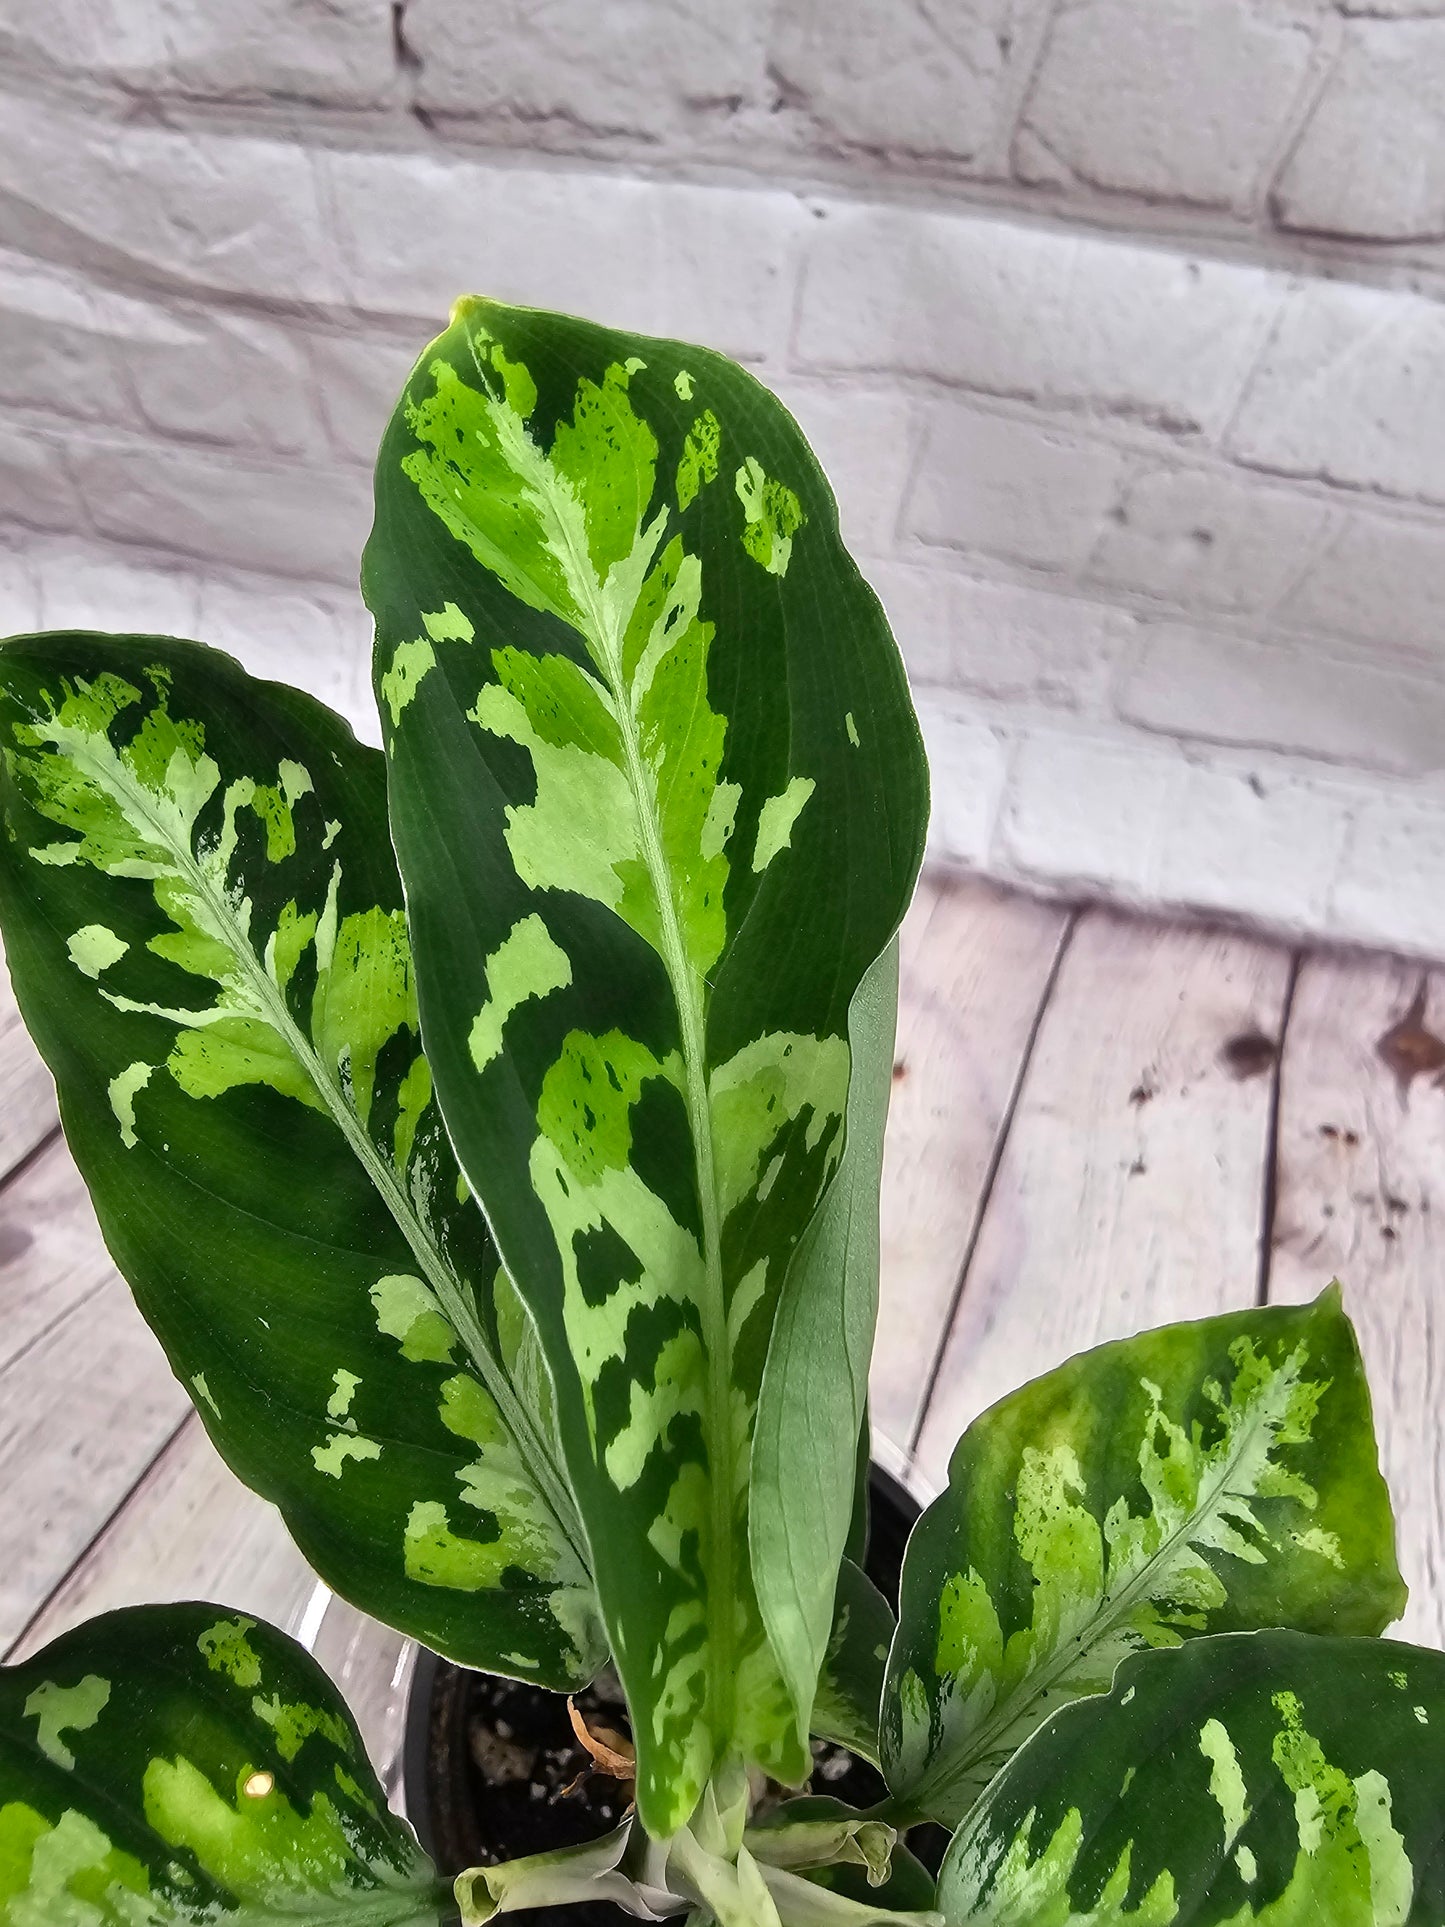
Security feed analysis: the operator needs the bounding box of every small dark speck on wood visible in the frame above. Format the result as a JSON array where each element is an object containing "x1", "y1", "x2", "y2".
[
  {"x1": 1376, "y1": 977, "x2": 1445, "y2": 1100},
  {"x1": 1220, "y1": 1030, "x2": 1278, "y2": 1079},
  {"x1": 893, "y1": 1060, "x2": 907, "y2": 1081},
  {"x1": 1129, "y1": 1079, "x2": 1156, "y2": 1107}
]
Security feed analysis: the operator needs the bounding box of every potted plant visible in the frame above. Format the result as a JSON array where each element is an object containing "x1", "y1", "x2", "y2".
[{"x1": 0, "y1": 298, "x2": 1440, "y2": 1925}]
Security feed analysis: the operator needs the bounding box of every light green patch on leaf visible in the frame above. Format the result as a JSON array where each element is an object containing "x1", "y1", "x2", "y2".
[
  {"x1": 735, "y1": 456, "x2": 805, "y2": 576},
  {"x1": 676, "y1": 409, "x2": 720, "y2": 511},
  {"x1": 108, "y1": 1059, "x2": 152, "y2": 1149},
  {"x1": 65, "y1": 923, "x2": 127, "y2": 979},
  {"x1": 191, "y1": 1372, "x2": 220, "y2": 1417},
  {"x1": 0, "y1": 1802, "x2": 153, "y2": 1924},
  {"x1": 380, "y1": 637, "x2": 436, "y2": 726},
  {"x1": 143, "y1": 1754, "x2": 356, "y2": 1901},
  {"x1": 846, "y1": 712, "x2": 860, "y2": 747},
  {"x1": 370, "y1": 1273, "x2": 458, "y2": 1364},
  {"x1": 197, "y1": 1617, "x2": 262, "y2": 1691},
  {"x1": 404, "y1": 1499, "x2": 513, "y2": 1592},
  {"x1": 326, "y1": 1369, "x2": 361, "y2": 1424},
  {"x1": 468, "y1": 913, "x2": 573, "y2": 1072},
  {"x1": 673, "y1": 370, "x2": 694, "y2": 400},
  {"x1": 22, "y1": 1676, "x2": 109, "y2": 1771},
  {"x1": 251, "y1": 1693, "x2": 350, "y2": 1764},
  {"x1": 423, "y1": 602, "x2": 474, "y2": 643},
  {"x1": 1199, "y1": 1718, "x2": 1249, "y2": 1853},
  {"x1": 752, "y1": 777, "x2": 816, "y2": 874},
  {"x1": 312, "y1": 1433, "x2": 383, "y2": 1479}
]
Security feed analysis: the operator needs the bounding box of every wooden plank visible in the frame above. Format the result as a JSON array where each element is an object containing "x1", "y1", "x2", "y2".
[
  {"x1": 870, "y1": 872, "x2": 1070, "y2": 1455},
  {"x1": 0, "y1": 935, "x2": 57, "y2": 1184},
  {"x1": 0, "y1": 1268, "x2": 190, "y2": 1652},
  {"x1": 9, "y1": 1412, "x2": 319, "y2": 1662},
  {"x1": 0, "y1": 1138, "x2": 117, "y2": 1378},
  {"x1": 1267, "y1": 953, "x2": 1445, "y2": 1647},
  {"x1": 914, "y1": 909, "x2": 1293, "y2": 1488}
]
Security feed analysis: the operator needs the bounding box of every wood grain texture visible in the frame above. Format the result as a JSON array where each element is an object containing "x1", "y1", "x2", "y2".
[
  {"x1": 1268, "y1": 953, "x2": 1445, "y2": 1647},
  {"x1": 870, "y1": 873, "x2": 1070, "y2": 1454},
  {"x1": 913, "y1": 909, "x2": 1293, "y2": 1488},
  {"x1": 0, "y1": 935, "x2": 56, "y2": 1184},
  {"x1": 0, "y1": 1137, "x2": 117, "y2": 1378},
  {"x1": 0, "y1": 1267, "x2": 190, "y2": 1654},
  {"x1": 9, "y1": 1412, "x2": 319, "y2": 1662}
]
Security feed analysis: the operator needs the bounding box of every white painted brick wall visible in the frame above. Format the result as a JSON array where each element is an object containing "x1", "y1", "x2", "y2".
[{"x1": 4, "y1": 3, "x2": 1445, "y2": 956}]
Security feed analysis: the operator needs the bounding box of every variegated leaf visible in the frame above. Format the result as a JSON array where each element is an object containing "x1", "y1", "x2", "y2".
[
  {"x1": 364, "y1": 298, "x2": 928, "y2": 1831},
  {"x1": 0, "y1": 1603, "x2": 446, "y2": 1924},
  {"x1": 0, "y1": 635, "x2": 603, "y2": 1687},
  {"x1": 937, "y1": 1631, "x2": 1445, "y2": 1924},
  {"x1": 884, "y1": 1290, "x2": 1405, "y2": 1826}
]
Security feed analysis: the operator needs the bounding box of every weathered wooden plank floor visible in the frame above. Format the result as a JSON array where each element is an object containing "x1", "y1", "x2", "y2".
[{"x1": 3, "y1": 869, "x2": 1443, "y2": 1764}]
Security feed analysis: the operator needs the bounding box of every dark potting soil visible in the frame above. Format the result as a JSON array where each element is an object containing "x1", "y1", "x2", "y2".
[{"x1": 406, "y1": 1467, "x2": 946, "y2": 1919}]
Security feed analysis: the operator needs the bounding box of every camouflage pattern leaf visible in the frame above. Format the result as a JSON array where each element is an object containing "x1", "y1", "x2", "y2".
[
  {"x1": 0, "y1": 1602, "x2": 446, "y2": 1924},
  {"x1": 884, "y1": 1290, "x2": 1405, "y2": 1826},
  {"x1": 938, "y1": 1631, "x2": 1445, "y2": 1924},
  {"x1": 364, "y1": 300, "x2": 928, "y2": 1830},
  {"x1": 0, "y1": 635, "x2": 603, "y2": 1688}
]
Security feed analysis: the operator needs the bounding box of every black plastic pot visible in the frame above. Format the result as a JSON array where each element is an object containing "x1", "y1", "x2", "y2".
[{"x1": 404, "y1": 1465, "x2": 929, "y2": 1912}]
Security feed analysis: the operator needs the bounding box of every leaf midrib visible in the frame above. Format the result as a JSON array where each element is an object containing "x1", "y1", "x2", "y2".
[
  {"x1": 527, "y1": 455, "x2": 741, "y2": 1760},
  {"x1": 915, "y1": 1377, "x2": 1294, "y2": 1816},
  {"x1": 66, "y1": 727, "x2": 587, "y2": 1575}
]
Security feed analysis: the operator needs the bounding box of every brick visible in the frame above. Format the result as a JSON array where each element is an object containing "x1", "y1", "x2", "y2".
[
  {"x1": 122, "y1": 311, "x2": 325, "y2": 458},
  {"x1": 870, "y1": 561, "x2": 1131, "y2": 708},
  {"x1": 995, "y1": 728, "x2": 1181, "y2": 893},
  {"x1": 1156, "y1": 762, "x2": 1353, "y2": 929},
  {"x1": 768, "y1": 380, "x2": 916, "y2": 554},
  {"x1": 1273, "y1": 23, "x2": 1445, "y2": 241},
  {"x1": 305, "y1": 328, "x2": 426, "y2": 467},
  {"x1": 197, "y1": 576, "x2": 373, "y2": 729},
  {"x1": 1228, "y1": 278, "x2": 1445, "y2": 505},
  {"x1": 1332, "y1": 794, "x2": 1445, "y2": 955},
  {"x1": 1118, "y1": 622, "x2": 1445, "y2": 777},
  {"x1": 797, "y1": 205, "x2": 1282, "y2": 437},
  {"x1": 906, "y1": 405, "x2": 1126, "y2": 572},
  {"x1": 1279, "y1": 508, "x2": 1445, "y2": 663},
  {"x1": 1022, "y1": 0, "x2": 1315, "y2": 212},
  {"x1": 75, "y1": 441, "x2": 373, "y2": 585},
  {"x1": 0, "y1": 89, "x2": 343, "y2": 306},
  {"x1": 910, "y1": 690, "x2": 1009, "y2": 866},
  {"x1": 322, "y1": 149, "x2": 805, "y2": 359},
  {"x1": 409, "y1": 0, "x2": 771, "y2": 134},
  {"x1": 0, "y1": 426, "x2": 84, "y2": 534},
  {"x1": 0, "y1": 254, "x2": 133, "y2": 425},
  {"x1": 30, "y1": 541, "x2": 202, "y2": 639},
  {"x1": 769, "y1": 0, "x2": 1008, "y2": 161},
  {"x1": 1086, "y1": 464, "x2": 1334, "y2": 614},
  {"x1": 5, "y1": 0, "x2": 394, "y2": 107}
]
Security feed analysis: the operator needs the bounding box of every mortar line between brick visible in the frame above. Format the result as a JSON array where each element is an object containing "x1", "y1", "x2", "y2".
[{"x1": 906, "y1": 901, "x2": 1080, "y2": 1460}]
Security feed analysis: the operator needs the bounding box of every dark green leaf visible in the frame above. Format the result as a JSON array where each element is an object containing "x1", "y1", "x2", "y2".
[
  {"x1": 0, "y1": 1603, "x2": 446, "y2": 1924},
  {"x1": 0, "y1": 634, "x2": 602, "y2": 1687},
  {"x1": 364, "y1": 300, "x2": 927, "y2": 1827},
  {"x1": 813, "y1": 1561, "x2": 895, "y2": 1764},
  {"x1": 938, "y1": 1631, "x2": 1445, "y2": 1923},
  {"x1": 884, "y1": 1290, "x2": 1406, "y2": 1825}
]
